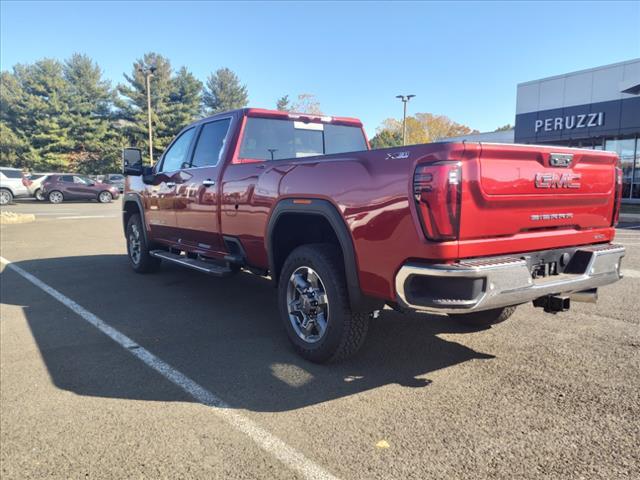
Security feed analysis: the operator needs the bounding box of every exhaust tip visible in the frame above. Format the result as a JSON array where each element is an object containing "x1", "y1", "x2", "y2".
[{"x1": 570, "y1": 288, "x2": 598, "y2": 304}]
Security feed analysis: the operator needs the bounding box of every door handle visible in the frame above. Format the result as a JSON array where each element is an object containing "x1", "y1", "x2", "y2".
[
  {"x1": 165, "y1": 182, "x2": 176, "y2": 188},
  {"x1": 202, "y1": 180, "x2": 216, "y2": 187}
]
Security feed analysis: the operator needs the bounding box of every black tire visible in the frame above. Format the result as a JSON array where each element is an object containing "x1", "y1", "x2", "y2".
[
  {"x1": 48, "y1": 190, "x2": 64, "y2": 204},
  {"x1": 0, "y1": 188, "x2": 13, "y2": 205},
  {"x1": 126, "y1": 213, "x2": 161, "y2": 273},
  {"x1": 34, "y1": 189, "x2": 45, "y2": 201},
  {"x1": 449, "y1": 306, "x2": 517, "y2": 328},
  {"x1": 278, "y1": 244, "x2": 370, "y2": 363}
]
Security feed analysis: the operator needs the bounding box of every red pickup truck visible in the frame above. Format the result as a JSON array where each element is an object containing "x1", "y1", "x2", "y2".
[{"x1": 122, "y1": 108, "x2": 625, "y2": 363}]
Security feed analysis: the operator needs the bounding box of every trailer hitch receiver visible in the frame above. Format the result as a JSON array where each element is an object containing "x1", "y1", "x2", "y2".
[{"x1": 533, "y1": 295, "x2": 570, "y2": 313}]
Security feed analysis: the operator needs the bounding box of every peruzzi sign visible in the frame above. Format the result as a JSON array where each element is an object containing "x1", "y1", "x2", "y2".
[{"x1": 534, "y1": 112, "x2": 604, "y2": 133}]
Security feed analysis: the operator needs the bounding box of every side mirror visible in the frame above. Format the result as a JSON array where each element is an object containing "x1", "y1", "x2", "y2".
[{"x1": 123, "y1": 148, "x2": 143, "y2": 176}]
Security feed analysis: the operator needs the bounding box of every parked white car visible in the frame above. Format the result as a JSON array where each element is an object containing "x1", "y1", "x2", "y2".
[
  {"x1": 0, "y1": 167, "x2": 29, "y2": 205},
  {"x1": 26, "y1": 173, "x2": 56, "y2": 201}
]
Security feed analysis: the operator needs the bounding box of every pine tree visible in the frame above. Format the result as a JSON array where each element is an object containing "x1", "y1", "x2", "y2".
[
  {"x1": 203, "y1": 67, "x2": 248, "y2": 114},
  {"x1": 166, "y1": 66, "x2": 203, "y2": 135},
  {"x1": 276, "y1": 95, "x2": 290, "y2": 111},
  {"x1": 117, "y1": 53, "x2": 173, "y2": 160},
  {"x1": 1, "y1": 60, "x2": 72, "y2": 170},
  {"x1": 63, "y1": 54, "x2": 121, "y2": 173}
]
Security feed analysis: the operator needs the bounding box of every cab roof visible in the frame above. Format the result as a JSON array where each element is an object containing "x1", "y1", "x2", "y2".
[{"x1": 196, "y1": 107, "x2": 363, "y2": 128}]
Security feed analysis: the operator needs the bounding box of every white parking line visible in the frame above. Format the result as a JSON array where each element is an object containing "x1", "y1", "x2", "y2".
[{"x1": 0, "y1": 256, "x2": 338, "y2": 480}]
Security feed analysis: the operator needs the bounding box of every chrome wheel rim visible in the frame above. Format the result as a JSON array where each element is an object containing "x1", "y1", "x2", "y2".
[
  {"x1": 99, "y1": 192, "x2": 111, "y2": 203},
  {"x1": 49, "y1": 191, "x2": 63, "y2": 203},
  {"x1": 0, "y1": 191, "x2": 10, "y2": 205},
  {"x1": 35, "y1": 190, "x2": 44, "y2": 201},
  {"x1": 129, "y1": 223, "x2": 142, "y2": 265},
  {"x1": 286, "y1": 266, "x2": 330, "y2": 344}
]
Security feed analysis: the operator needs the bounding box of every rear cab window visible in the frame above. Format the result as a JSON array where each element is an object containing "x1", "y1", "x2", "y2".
[{"x1": 239, "y1": 117, "x2": 367, "y2": 162}]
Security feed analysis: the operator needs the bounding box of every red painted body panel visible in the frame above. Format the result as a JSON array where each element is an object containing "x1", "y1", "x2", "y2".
[{"x1": 127, "y1": 108, "x2": 619, "y2": 304}]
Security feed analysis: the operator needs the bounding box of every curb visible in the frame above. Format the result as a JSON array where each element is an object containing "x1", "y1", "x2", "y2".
[{"x1": 0, "y1": 211, "x2": 36, "y2": 225}]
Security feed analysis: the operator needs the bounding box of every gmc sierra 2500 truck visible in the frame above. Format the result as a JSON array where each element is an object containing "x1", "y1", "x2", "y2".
[{"x1": 122, "y1": 108, "x2": 625, "y2": 363}]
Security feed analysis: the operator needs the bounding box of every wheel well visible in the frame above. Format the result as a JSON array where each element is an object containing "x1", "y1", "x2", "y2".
[
  {"x1": 123, "y1": 200, "x2": 140, "y2": 235},
  {"x1": 270, "y1": 213, "x2": 342, "y2": 282}
]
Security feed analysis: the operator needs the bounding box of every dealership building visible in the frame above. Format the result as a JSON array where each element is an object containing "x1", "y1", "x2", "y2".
[{"x1": 449, "y1": 58, "x2": 640, "y2": 203}]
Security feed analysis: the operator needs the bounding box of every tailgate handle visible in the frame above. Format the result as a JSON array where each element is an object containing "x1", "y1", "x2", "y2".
[{"x1": 549, "y1": 153, "x2": 573, "y2": 168}]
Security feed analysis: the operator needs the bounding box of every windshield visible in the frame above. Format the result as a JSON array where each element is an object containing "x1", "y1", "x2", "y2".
[{"x1": 239, "y1": 117, "x2": 367, "y2": 161}]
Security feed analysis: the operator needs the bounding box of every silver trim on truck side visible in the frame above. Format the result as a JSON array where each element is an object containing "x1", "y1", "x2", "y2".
[{"x1": 395, "y1": 244, "x2": 625, "y2": 314}]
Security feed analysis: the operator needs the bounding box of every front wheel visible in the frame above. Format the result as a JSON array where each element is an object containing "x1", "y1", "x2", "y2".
[
  {"x1": 0, "y1": 189, "x2": 13, "y2": 205},
  {"x1": 126, "y1": 214, "x2": 161, "y2": 273},
  {"x1": 449, "y1": 306, "x2": 517, "y2": 328},
  {"x1": 98, "y1": 191, "x2": 113, "y2": 203},
  {"x1": 278, "y1": 244, "x2": 370, "y2": 363},
  {"x1": 48, "y1": 190, "x2": 64, "y2": 204}
]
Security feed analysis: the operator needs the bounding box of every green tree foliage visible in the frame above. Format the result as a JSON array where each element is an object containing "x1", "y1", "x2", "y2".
[
  {"x1": 117, "y1": 53, "x2": 174, "y2": 160},
  {"x1": 276, "y1": 95, "x2": 290, "y2": 111},
  {"x1": 203, "y1": 67, "x2": 248, "y2": 114},
  {"x1": 0, "y1": 121, "x2": 30, "y2": 167},
  {"x1": 369, "y1": 128, "x2": 402, "y2": 149},
  {"x1": 167, "y1": 66, "x2": 203, "y2": 135},
  {"x1": 1, "y1": 59, "x2": 72, "y2": 170},
  {"x1": 63, "y1": 54, "x2": 121, "y2": 173},
  {"x1": 1, "y1": 53, "x2": 248, "y2": 173},
  {"x1": 1, "y1": 55, "x2": 122, "y2": 172},
  {"x1": 493, "y1": 123, "x2": 513, "y2": 132}
]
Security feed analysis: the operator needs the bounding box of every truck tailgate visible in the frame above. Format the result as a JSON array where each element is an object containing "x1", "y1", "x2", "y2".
[{"x1": 459, "y1": 143, "x2": 618, "y2": 241}]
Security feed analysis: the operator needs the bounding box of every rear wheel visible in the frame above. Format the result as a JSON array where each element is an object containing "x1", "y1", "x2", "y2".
[
  {"x1": 449, "y1": 306, "x2": 517, "y2": 328},
  {"x1": 278, "y1": 244, "x2": 370, "y2": 363},
  {"x1": 48, "y1": 190, "x2": 64, "y2": 204},
  {"x1": 126, "y1": 213, "x2": 160, "y2": 273},
  {"x1": 0, "y1": 189, "x2": 12, "y2": 205},
  {"x1": 34, "y1": 189, "x2": 45, "y2": 201},
  {"x1": 98, "y1": 191, "x2": 113, "y2": 203}
]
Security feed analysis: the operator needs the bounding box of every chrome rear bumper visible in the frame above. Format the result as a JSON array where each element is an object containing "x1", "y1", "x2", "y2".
[{"x1": 395, "y1": 244, "x2": 625, "y2": 314}]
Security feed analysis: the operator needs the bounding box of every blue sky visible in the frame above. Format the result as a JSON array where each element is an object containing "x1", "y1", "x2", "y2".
[{"x1": 2, "y1": 1, "x2": 639, "y2": 136}]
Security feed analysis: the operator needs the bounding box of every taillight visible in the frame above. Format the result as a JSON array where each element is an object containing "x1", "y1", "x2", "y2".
[
  {"x1": 612, "y1": 165, "x2": 623, "y2": 226},
  {"x1": 413, "y1": 161, "x2": 462, "y2": 241}
]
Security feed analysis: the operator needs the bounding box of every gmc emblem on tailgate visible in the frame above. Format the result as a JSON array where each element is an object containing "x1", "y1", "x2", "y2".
[{"x1": 534, "y1": 172, "x2": 581, "y2": 189}]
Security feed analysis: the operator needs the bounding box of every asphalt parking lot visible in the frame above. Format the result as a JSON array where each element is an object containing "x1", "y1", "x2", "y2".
[{"x1": 1, "y1": 200, "x2": 639, "y2": 479}]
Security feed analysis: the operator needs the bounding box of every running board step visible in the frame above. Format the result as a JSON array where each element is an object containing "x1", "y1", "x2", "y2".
[{"x1": 149, "y1": 250, "x2": 234, "y2": 277}]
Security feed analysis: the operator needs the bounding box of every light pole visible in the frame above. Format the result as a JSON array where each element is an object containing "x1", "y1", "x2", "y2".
[
  {"x1": 138, "y1": 65, "x2": 157, "y2": 164},
  {"x1": 396, "y1": 94, "x2": 415, "y2": 146}
]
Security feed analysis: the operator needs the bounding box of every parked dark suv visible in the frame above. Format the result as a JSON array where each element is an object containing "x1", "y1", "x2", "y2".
[{"x1": 41, "y1": 174, "x2": 120, "y2": 203}]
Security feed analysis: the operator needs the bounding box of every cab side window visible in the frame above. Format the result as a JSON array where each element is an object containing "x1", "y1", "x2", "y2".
[
  {"x1": 190, "y1": 119, "x2": 231, "y2": 168},
  {"x1": 160, "y1": 128, "x2": 196, "y2": 172}
]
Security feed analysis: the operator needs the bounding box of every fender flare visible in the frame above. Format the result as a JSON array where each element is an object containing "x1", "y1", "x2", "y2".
[
  {"x1": 122, "y1": 193, "x2": 148, "y2": 244},
  {"x1": 267, "y1": 198, "x2": 375, "y2": 311}
]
